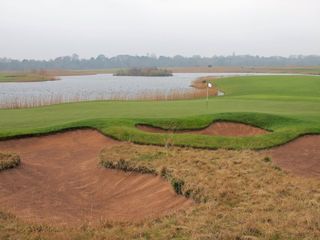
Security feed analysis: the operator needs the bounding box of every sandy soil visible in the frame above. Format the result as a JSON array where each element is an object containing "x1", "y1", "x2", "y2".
[
  {"x1": 137, "y1": 121, "x2": 269, "y2": 137},
  {"x1": 0, "y1": 130, "x2": 191, "y2": 226},
  {"x1": 265, "y1": 135, "x2": 320, "y2": 178}
]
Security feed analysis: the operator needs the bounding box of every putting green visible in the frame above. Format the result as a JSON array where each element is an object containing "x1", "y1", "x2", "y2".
[{"x1": 0, "y1": 75, "x2": 319, "y2": 149}]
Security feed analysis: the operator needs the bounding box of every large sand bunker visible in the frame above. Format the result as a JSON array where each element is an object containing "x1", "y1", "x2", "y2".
[
  {"x1": 0, "y1": 130, "x2": 191, "y2": 226},
  {"x1": 266, "y1": 135, "x2": 320, "y2": 177},
  {"x1": 137, "y1": 121, "x2": 269, "y2": 137}
]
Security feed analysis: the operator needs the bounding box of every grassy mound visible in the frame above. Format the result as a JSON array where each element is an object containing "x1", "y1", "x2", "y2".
[
  {"x1": 0, "y1": 153, "x2": 20, "y2": 171},
  {"x1": 99, "y1": 144, "x2": 320, "y2": 239},
  {"x1": 100, "y1": 144, "x2": 199, "y2": 201}
]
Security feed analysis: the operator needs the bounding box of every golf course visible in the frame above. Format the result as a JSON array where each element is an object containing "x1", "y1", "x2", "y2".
[
  {"x1": 2, "y1": 0, "x2": 320, "y2": 238},
  {"x1": 1, "y1": 74, "x2": 320, "y2": 240}
]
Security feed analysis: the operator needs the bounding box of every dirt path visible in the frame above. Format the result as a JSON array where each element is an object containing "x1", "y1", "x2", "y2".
[
  {"x1": 265, "y1": 135, "x2": 320, "y2": 177},
  {"x1": 137, "y1": 121, "x2": 269, "y2": 137},
  {"x1": 0, "y1": 130, "x2": 191, "y2": 226}
]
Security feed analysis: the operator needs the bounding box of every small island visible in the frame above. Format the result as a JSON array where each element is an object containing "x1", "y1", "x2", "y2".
[{"x1": 114, "y1": 67, "x2": 173, "y2": 77}]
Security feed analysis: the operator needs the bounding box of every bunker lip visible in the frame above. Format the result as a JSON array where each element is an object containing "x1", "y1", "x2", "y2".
[
  {"x1": 136, "y1": 121, "x2": 270, "y2": 137},
  {"x1": 265, "y1": 135, "x2": 320, "y2": 178},
  {"x1": 0, "y1": 129, "x2": 192, "y2": 226}
]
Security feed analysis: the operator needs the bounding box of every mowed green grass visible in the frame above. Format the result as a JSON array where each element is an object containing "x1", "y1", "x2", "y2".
[{"x1": 0, "y1": 75, "x2": 319, "y2": 149}]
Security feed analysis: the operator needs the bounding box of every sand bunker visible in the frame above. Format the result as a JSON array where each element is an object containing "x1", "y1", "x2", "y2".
[
  {"x1": 137, "y1": 121, "x2": 269, "y2": 137},
  {"x1": 266, "y1": 135, "x2": 320, "y2": 177},
  {"x1": 0, "y1": 130, "x2": 191, "y2": 226}
]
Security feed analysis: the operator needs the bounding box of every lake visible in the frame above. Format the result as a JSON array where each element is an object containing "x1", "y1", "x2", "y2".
[{"x1": 0, "y1": 72, "x2": 296, "y2": 108}]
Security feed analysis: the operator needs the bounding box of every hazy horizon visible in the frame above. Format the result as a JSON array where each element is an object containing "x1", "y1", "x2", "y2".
[{"x1": 1, "y1": 0, "x2": 320, "y2": 60}]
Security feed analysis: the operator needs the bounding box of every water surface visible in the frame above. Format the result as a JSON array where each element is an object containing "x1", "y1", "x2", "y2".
[{"x1": 0, "y1": 72, "x2": 297, "y2": 108}]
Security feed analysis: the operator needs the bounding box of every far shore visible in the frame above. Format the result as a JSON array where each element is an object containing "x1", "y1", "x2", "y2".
[
  {"x1": 0, "y1": 71, "x2": 59, "y2": 83},
  {"x1": 1, "y1": 66, "x2": 320, "y2": 83}
]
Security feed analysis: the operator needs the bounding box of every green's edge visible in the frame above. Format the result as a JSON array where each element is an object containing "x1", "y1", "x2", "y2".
[{"x1": 0, "y1": 112, "x2": 319, "y2": 150}]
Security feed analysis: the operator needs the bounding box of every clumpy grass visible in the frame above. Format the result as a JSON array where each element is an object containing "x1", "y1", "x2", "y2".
[
  {"x1": 100, "y1": 158, "x2": 157, "y2": 175},
  {"x1": 0, "y1": 152, "x2": 20, "y2": 171},
  {"x1": 100, "y1": 144, "x2": 193, "y2": 200},
  {"x1": 2, "y1": 143, "x2": 320, "y2": 239},
  {"x1": 263, "y1": 156, "x2": 272, "y2": 162}
]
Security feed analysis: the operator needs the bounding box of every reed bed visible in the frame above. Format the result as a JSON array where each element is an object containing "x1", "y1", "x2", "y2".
[{"x1": 0, "y1": 88, "x2": 218, "y2": 109}]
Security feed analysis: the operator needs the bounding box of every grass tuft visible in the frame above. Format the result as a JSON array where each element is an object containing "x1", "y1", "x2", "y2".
[{"x1": 0, "y1": 152, "x2": 21, "y2": 171}]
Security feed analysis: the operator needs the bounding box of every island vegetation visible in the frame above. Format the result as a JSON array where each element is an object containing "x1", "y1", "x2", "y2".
[
  {"x1": 114, "y1": 67, "x2": 173, "y2": 77},
  {"x1": 0, "y1": 70, "x2": 57, "y2": 82}
]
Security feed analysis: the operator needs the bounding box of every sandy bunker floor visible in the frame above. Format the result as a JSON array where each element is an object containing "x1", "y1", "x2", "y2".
[
  {"x1": 0, "y1": 130, "x2": 191, "y2": 225},
  {"x1": 266, "y1": 135, "x2": 320, "y2": 178},
  {"x1": 137, "y1": 121, "x2": 269, "y2": 137}
]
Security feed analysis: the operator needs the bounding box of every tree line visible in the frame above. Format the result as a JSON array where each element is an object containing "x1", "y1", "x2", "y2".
[{"x1": 1, "y1": 54, "x2": 320, "y2": 71}]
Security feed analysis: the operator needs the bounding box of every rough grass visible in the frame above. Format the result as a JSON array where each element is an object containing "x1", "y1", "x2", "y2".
[
  {"x1": 0, "y1": 153, "x2": 20, "y2": 171},
  {"x1": 100, "y1": 145, "x2": 194, "y2": 200},
  {"x1": 1, "y1": 144, "x2": 320, "y2": 239}
]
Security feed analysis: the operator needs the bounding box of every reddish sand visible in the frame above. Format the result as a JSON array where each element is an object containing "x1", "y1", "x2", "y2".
[
  {"x1": 0, "y1": 130, "x2": 191, "y2": 226},
  {"x1": 266, "y1": 135, "x2": 320, "y2": 177},
  {"x1": 137, "y1": 121, "x2": 269, "y2": 137}
]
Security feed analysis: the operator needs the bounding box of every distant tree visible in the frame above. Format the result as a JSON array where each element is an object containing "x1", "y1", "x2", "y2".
[{"x1": 1, "y1": 54, "x2": 320, "y2": 71}]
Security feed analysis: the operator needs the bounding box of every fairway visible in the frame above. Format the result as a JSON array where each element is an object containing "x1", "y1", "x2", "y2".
[{"x1": 0, "y1": 75, "x2": 319, "y2": 149}]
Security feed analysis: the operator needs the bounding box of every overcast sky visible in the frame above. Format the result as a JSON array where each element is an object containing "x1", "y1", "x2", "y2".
[{"x1": 1, "y1": 0, "x2": 320, "y2": 59}]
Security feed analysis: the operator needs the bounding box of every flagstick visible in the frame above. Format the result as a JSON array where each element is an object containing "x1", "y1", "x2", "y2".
[{"x1": 206, "y1": 83, "x2": 209, "y2": 109}]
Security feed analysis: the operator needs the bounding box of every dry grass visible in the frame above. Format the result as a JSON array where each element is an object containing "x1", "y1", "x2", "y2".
[
  {"x1": 0, "y1": 88, "x2": 216, "y2": 109},
  {"x1": 1, "y1": 143, "x2": 320, "y2": 239},
  {"x1": 0, "y1": 70, "x2": 57, "y2": 82},
  {"x1": 99, "y1": 144, "x2": 320, "y2": 240},
  {"x1": 0, "y1": 152, "x2": 20, "y2": 171}
]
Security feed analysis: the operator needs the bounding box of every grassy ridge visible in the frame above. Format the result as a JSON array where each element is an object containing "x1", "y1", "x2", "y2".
[
  {"x1": 0, "y1": 75, "x2": 319, "y2": 149},
  {"x1": 0, "y1": 113, "x2": 318, "y2": 150}
]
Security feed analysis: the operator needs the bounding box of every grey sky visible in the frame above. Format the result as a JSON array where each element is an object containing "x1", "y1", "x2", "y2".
[{"x1": 1, "y1": 0, "x2": 320, "y2": 59}]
